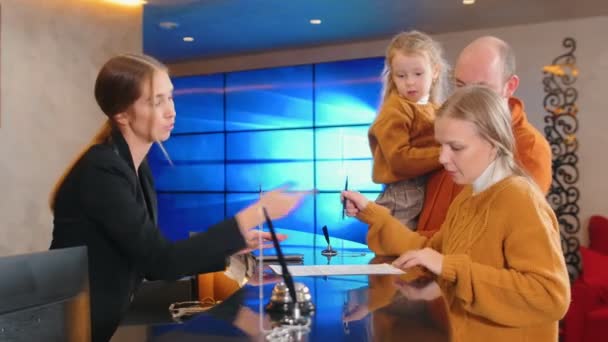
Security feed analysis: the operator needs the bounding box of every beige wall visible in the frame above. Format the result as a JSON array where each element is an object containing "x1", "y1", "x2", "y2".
[
  {"x1": 0, "y1": 0, "x2": 141, "y2": 256},
  {"x1": 171, "y1": 16, "x2": 608, "y2": 245}
]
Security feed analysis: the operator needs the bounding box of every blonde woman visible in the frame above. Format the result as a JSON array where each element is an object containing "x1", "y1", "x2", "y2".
[{"x1": 343, "y1": 85, "x2": 569, "y2": 341}]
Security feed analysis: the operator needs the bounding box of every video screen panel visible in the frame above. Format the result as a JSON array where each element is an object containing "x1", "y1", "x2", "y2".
[
  {"x1": 171, "y1": 74, "x2": 224, "y2": 134},
  {"x1": 157, "y1": 194, "x2": 226, "y2": 241},
  {"x1": 225, "y1": 65, "x2": 313, "y2": 131},
  {"x1": 150, "y1": 57, "x2": 385, "y2": 245},
  {"x1": 315, "y1": 58, "x2": 383, "y2": 126},
  {"x1": 150, "y1": 134, "x2": 225, "y2": 192}
]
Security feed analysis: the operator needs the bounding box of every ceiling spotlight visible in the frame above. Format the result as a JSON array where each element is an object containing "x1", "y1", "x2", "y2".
[
  {"x1": 103, "y1": 0, "x2": 147, "y2": 6},
  {"x1": 463, "y1": 0, "x2": 475, "y2": 4},
  {"x1": 183, "y1": 36, "x2": 195, "y2": 42},
  {"x1": 309, "y1": 19, "x2": 322, "y2": 25},
  {"x1": 159, "y1": 21, "x2": 179, "y2": 30}
]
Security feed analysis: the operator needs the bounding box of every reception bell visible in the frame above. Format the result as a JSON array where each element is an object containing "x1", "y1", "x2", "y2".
[{"x1": 265, "y1": 281, "x2": 315, "y2": 324}]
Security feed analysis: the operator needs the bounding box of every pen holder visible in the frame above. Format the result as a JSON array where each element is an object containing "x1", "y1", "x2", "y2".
[
  {"x1": 321, "y1": 247, "x2": 338, "y2": 257},
  {"x1": 265, "y1": 281, "x2": 315, "y2": 322}
]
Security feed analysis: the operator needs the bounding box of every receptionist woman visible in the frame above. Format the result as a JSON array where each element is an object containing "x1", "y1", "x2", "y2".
[{"x1": 49, "y1": 54, "x2": 308, "y2": 342}]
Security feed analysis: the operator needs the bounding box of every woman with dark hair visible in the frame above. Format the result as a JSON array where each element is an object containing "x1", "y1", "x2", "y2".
[{"x1": 49, "y1": 54, "x2": 307, "y2": 342}]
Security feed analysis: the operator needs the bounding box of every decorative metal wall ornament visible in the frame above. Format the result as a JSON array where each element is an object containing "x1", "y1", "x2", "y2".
[{"x1": 542, "y1": 37, "x2": 581, "y2": 281}]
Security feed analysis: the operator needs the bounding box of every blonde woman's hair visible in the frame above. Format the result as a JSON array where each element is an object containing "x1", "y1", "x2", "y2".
[
  {"x1": 49, "y1": 54, "x2": 169, "y2": 211},
  {"x1": 381, "y1": 30, "x2": 450, "y2": 104},
  {"x1": 436, "y1": 85, "x2": 534, "y2": 185}
]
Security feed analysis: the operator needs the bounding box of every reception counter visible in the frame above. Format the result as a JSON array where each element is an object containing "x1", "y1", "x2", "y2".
[{"x1": 112, "y1": 231, "x2": 450, "y2": 341}]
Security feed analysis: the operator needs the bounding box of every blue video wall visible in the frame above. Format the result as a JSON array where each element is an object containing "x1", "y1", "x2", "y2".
[{"x1": 148, "y1": 57, "x2": 385, "y2": 245}]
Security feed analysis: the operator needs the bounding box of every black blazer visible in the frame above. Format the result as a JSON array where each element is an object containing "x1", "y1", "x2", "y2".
[{"x1": 50, "y1": 129, "x2": 246, "y2": 342}]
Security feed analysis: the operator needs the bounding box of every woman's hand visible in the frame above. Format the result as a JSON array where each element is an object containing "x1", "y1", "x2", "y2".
[
  {"x1": 392, "y1": 248, "x2": 444, "y2": 275},
  {"x1": 341, "y1": 190, "x2": 370, "y2": 217},
  {"x1": 235, "y1": 229, "x2": 287, "y2": 255},
  {"x1": 247, "y1": 272, "x2": 283, "y2": 287},
  {"x1": 235, "y1": 185, "x2": 312, "y2": 235},
  {"x1": 258, "y1": 186, "x2": 311, "y2": 221}
]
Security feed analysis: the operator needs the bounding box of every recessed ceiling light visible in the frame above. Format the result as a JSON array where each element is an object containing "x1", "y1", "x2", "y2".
[
  {"x1": 183, "y1": 36, "x2": 195, "y2": 42},
  {"x1": 103, "y1": 0, "x2": 147, "y2": 6},
  {"x1": 463, "y1": 0, "x2": 475, "y2": 4},
  {"x1": 309, "y1": 19, "x2": 322, "y2": 25},
  {"x1": 159, "y1": 21, "x2": 179, "y2": 30}
]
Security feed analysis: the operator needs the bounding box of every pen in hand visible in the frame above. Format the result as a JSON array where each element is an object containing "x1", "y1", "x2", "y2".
[{"x1": 341, "y1": 176, "x2": 349, "y2": 220}]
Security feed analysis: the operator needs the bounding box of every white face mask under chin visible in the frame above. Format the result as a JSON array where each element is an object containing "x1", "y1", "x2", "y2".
[{"x1": 472, "y1": 157, "x2": 511, "y2": 194}]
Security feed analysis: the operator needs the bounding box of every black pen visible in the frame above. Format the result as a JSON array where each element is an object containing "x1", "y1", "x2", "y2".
[
  {"x1": 321, "y1": 225, "x2": 338, "y2": 257},
  {"x1": 341, "y1": 176, "x2": 349, "y2": 219},
  {"x1": 322, "y1": 225, "x2": 331, "y2": 249}
]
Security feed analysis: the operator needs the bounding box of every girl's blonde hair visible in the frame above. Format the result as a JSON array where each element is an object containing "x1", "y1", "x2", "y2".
[
  {"x1": 49, "y1": 54, "x2": 168, "y2": 211},
  {"x1": 436, "y1": 85, "x2": 534, "y2": 185},
  {"x1": 381, "y1": 30, "x2": 450, "y2": 104}
]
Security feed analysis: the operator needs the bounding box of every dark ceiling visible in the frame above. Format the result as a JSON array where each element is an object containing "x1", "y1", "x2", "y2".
[{"x1": 143, "y1": 0, "x2": 608, "y2": 63}]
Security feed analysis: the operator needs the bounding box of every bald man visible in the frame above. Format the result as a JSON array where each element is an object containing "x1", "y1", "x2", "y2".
[{"x1": 416, "y1": 36, "x2": 552, "y2": 238}]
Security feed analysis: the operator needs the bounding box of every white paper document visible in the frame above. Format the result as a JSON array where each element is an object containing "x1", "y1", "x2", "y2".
[{"x1": 268, "y1": 263, "x2": 405, "y2": 277}]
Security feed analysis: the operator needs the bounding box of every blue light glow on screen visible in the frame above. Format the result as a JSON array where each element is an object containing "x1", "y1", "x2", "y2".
[
  {"x1": 315, "y1": 58, "x2": 383, "y2": 126},
  {"x1": 314, "y1": 126, "x2": 372, "y2": 160},
  {"x1": 226, "y1": 162, "x2": 313, "y2": 192},
  {"x1": 160, "y1": 134, "x2": 224, "y2": 161},
  {"x1": 155, "y1": 164, "x2": 224, "y2": 192},
  {"x1": 150, "y1": 57, "x2": 385, "y2": 245},
  {"x1": 151, "y1": 134, "x2": 225, "y2": 191},
  {"x1": 226, "y1": 130, "x2": 313, "y2": 161},
  {"x1": 225, "y1": 65, "x2": 313, "y2": 130},
  {"x1": 171, "y1": 74, "x2": 224, "y2": 133},
  {"x1": 315, "y1": 160, "x2": 381, "y2": 192},
  {"x1": 157, "y1": 194, "x2": 225, "y2": 241}
]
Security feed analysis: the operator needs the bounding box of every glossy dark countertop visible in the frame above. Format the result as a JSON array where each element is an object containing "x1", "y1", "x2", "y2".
[{"x1": 112, "y1": 232, "x2": 450, "y2": 341}]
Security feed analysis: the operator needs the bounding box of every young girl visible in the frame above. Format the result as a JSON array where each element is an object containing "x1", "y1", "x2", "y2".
[{"x1": 368, "y1": 30, "x2": 449, "y2": 229}]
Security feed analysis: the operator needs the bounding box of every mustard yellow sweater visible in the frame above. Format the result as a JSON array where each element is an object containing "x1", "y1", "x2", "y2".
[
  {"x1": 359, "y1": 176, "x2": 570, "y2": 342},
  {"x1": 369, "y1": 92, "x2": 441, "y2": 184}
]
